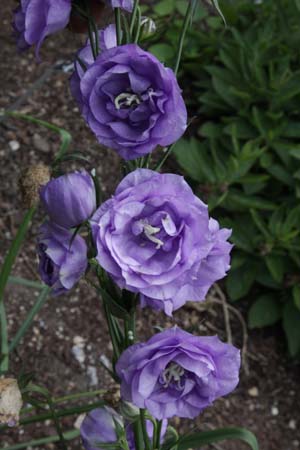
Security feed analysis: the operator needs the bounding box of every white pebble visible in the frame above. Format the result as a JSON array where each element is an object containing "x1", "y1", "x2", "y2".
[
  {"x1": 248, "y1": 387, "x2": 259, "y2": 397},
  {"x1": 289, "y1": 419, "x2": 297, "y2": 430},
  {"x1": 9, "y1": 140, "x2": 20, "y2": 152},
  {"x1": 271, "y1": 406, "x2": 279, "y2": 416}
]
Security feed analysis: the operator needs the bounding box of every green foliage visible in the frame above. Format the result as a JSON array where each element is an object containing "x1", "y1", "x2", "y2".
[{"x1": 150, "y1": 0, "x2": 300, "y2": 355}]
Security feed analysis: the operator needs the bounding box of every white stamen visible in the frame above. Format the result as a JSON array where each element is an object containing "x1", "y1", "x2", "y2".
[
  {"x1": 142, "y1": 222, "x2": 164, "y2": 249},
  {"x1": 162, "y1": 363, "x2": 185, "y2": 389},
  {"x1": 114, "y1": 93, "x2": 141, "y2": 110}
]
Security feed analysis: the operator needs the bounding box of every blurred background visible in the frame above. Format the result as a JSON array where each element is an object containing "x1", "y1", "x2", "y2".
[{"x1": 1, "y1": 0, "x2": 300, "y2": 448}]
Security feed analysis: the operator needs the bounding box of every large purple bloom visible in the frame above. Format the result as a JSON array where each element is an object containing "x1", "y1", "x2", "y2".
[
  {"x1": 71, "y1": 44, "x2": 187, "y2": 160},
  {"x1": 12, "y1": 0, "x2": 72, "y2": 56},
  {"x1": 90, "y1": 169, "x2": 232, "y2": 315},
  {"x1": 80, "y1": 406, "x2": 167, "y2": 450},
  {"x1": 38, "y1": 221, "x2": 87, "y2": 295},
  {"x1": 40, "y1": 171, "x2": 96, "y2": 229},
  {"x1": 116, "y1": 328, "x2": 241, "y2": 420}
]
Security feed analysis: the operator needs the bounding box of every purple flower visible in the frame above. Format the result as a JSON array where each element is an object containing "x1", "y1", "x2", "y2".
[
  {"x1": 12, "y1": 0, "x2": 72, "y2": 56},
  {"x1": 38, "y1": 221, "x2": 87, "y2": 295},
  {"x1": 40, "y1": 171, "x2": 96, "y2": 229},
  {"x1": 80, "y1": 406, "x2": 167, "y2": 450},
  {"x1": 116, "y1": 327, "x2": 241, "y2": 420},
  {"x1": 70, "y1": 24, "x2": 117, "y2": 106},
  {"x1": 106, "y1": 0, "x2": 133, "y2": 12},
  {"x1": 90, "y1": 169, "x2": 232, "y2": 315},
  {"x1": 71, "y1": 44, "x2": 187, "y2": 160},
  {"x1": 80, "y1": 407, "x2": 122, "y2": 450}
]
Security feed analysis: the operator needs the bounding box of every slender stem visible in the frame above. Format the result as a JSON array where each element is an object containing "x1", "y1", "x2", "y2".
[
  {"x1": 88, "y1": 20, "x2": 97, "y2": 60},
  {"x1": 115, "y1": 8, "x2": 122, "y2": 45},
  {"x1": 0, "y1": 429, "x2": 80, "y2": 450},
  {"x1": 103, "y1": 301, "x2": 121, "y2": 362},
  {"x1": 48, "y1": 398, "x2": 68, "y2": 450},
  {"x1": 154, "y1": 420, "x2": 163, "y2": 449},
  {"x1": 0, "y1": 301, "x2": 8, "y2": 373},
  {"x1": 140, "y1": 409, "x2": 151, "y2": 450},
  {"x1": 134, "y1": 7, "x2": 142, "y2": 43},
  {"x1": 130, "y1": 0, "x2": 140, "y2": 36},
  {"x1": 122, "y1": 14, "x2": 131, "y2": 43},
  {"x1": 154, "y1": 144, "x2": 175, "y2": 172},
  {"x1": 0, "y1": 206, "x2": 36, "y2": 373},
  {"x1": 133, "y1": 420, "x2": 144, "y2": 450},
  {"x1": 174, "y1": 0, "x2": 193, "y2": 75},
  {"x1": 9, "y1": 286, "x2": 51, "y2": 353}
]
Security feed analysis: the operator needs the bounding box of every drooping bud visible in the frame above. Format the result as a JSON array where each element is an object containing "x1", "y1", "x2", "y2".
[
  {"x1": 0, "y1": 378, "x2": 23, "y2": 426},
  {"x1": 19, "y1": 164, "x2": 51, "y2": 208},
  {"x1": 140, "y1": 17, "x2": 157, "y2": 39},
  {"x1": 119, "y1": 401, "x2": 139, "y2": 422}
]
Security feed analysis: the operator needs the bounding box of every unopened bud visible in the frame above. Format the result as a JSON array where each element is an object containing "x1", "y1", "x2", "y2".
[
  {"x1": 119, "y1": 401, "x2": 139, "y2": 422},
  {"x1": 0, "y1": 378, "x2": 22, "y2": 426},
  {"x1": 19, "y1": 164, "x2": 51, "y2": 208},
  {"x1": 140, "y1": 17, "x2": 157, "y2": 38}
]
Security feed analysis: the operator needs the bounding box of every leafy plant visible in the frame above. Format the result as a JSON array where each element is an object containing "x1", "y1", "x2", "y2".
[{"x1": 148, "y1": 0, "x2": 300, "y2": 356}]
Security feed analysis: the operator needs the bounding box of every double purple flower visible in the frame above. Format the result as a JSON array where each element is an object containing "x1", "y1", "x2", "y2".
[
  {"x1": 71, "y1": 44, "x2": 187, "y2": 160},
  {"x1": 13, "y1": 0, "x2": 72, "y2": 56},
  {"x1": 116, "y1": 328, "x2": 241, "y2": 420},
  {"x1": 38, "y1": 222, "x2": 88, "y2": 295},
  {"x1": 90, "y1": 169, "x2": 232, "y2": 315}
]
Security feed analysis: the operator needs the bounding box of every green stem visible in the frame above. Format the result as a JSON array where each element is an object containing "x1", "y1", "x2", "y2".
[
  {"x1": 9, "y1": 286, "x2": 51, "y2": 353},
  {"x1": 154, "y1": 144, "x2": 176, "y2": 172},
  {"x1": 134, "y1": 7, "x2": 142, "y2": 43},
  {"x1": 0, "y1": 207, "x2": 36, "y2": 373},
  {"x1": 130, "y1": 0, "x2": 140, "y2": 36},
  {"x1": 0, "y1": 429, "x2": 80, "y2": 450},
  {"x1": 103, "y1": 301, "x2": 121, "y2": 361},
  {"x1": 154, "y1": 420, "x2": 163, "y2": 449},
  {"x1": 88, "y1": 20, "x2": 97, "y2": 60},
  {"x1": 140, "y1": 409, "x2": 151, "y2": 450},
  {"x1": 115, "y1": 8, "x2": 122, "y2": 45},
  {"x1": 174, "y1": 0, "x2": 193, "y2": 75},
  {"x1": 133, "y1": 421, "x2": 144, "y2": 450},
  {"x1": 48, "y1": 398, "x2": 68, "y2": 450},
  {"x1": 0, "y1": 301, "x2": 8, "y2": 373}
]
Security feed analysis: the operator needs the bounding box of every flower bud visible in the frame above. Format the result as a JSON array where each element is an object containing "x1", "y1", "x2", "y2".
[
  {"x1": 0, "y1": 378, "x2": 22, "y2": 426},
  {"x1": 80, "y1": 407, "x2": 123, "y2": 450},
  {"x1": 19, "y1": 164, "x2": 51, "y2": 208},
  {"x1": 140, "y1": 17, "x2": 157, "y2": 38},
  {"x1": 40, "y1": 170, "x2": 96, "y2": 229},
  {"x1": 119, "y1": 401, "x2": 139, "y2": 422}
]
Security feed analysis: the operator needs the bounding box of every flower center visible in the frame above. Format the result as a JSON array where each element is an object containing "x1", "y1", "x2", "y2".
[
  {"x1": 114, "y1": 92, "x2": 141, "y2": 110},
  {"x1": 142, "y1": 221, "x2": 164, "y2": 249},
  {"x1": 161, "y1": 363, "x2": 185, "y2": 390}
]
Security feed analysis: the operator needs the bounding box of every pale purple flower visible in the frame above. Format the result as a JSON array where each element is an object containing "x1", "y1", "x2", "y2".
[
  {"x1": 107, "y1": 0, "x2": 133, "y2": 12},
  {"x1": 40, "y1": 171, "x2": 96, "y2": 229},
  {"x1": 80, "y1": 407, "x2": 122, "y2": 450},
  {"x1": 70, "y1": 24, "x2": 117, "y2": 106},
  {"x1": 90, "y1": 169, "x2": 232, "y2": 315},
  {"x1": 116, "y1": 327, "x2": 241, "y2": 420},
  {"x1": 38, "y1": 221, "x2": 87, "y2": 295},
  {"x1": 71, "y1": 44, "x2": 187, "y2": 160},
  {"x1": 12, "y1": 0, "x2": 72, "y2": 56},
  {"x1": 80, "y1": 406, "x2": 167, "y2": 450}
]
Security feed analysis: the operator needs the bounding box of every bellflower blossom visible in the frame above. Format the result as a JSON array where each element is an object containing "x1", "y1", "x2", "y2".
[
  {"x1": 12, "y1": 0, "x2": 72, "y2": 56},
  {"x1": 40, "y1": 171, "x2": 96, "y2": 229},
  {"x1": 116, "y1": 327, "x2": 241, "y2": 420},
  {"x1": 90, "y1": 169, "x2": 232, "y2": 315},
  {"x1": 38, "y1": 221, "x2": 87, "y2": 295},
  {"x1": 71, "y1": 44, "x2": 187, "y2": 160},
  {"x1": 80, "y1": 407, "x2": 167, "y2": 450}
]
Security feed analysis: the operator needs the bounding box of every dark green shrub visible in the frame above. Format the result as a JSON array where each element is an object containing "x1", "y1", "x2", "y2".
[{"x1": 148, "y1": 0, "x2": 300, "y2": 356}]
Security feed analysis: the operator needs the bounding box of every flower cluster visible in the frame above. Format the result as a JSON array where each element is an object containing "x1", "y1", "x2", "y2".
[{"x1": 10, "y1": 1, "x2": 244, "y2": 449}]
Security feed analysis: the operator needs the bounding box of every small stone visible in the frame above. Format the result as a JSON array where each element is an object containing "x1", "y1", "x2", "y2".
[
  {"x1": 9, "y1": 140, "x2": 20, "y2": 152},
  {"x1": 289, "y1": 419, "x2": 297, "y2": 430},
  {"x1": 74, "y1": 413, "x2": 86, "y2": 429},
  {"x1": 248, "y1": 387, "x2": 259, "y2": 397},
  {"x1": 33, "y1": 133, "x2": 50, "y2": 153},
  {"x1": 271, "y1": 406, "x2": 279, "y2": 416}
]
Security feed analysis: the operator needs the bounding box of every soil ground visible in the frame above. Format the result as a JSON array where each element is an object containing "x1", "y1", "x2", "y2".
[{"x1": 0, "y1": 2, "x2": 300, "y2": 449}]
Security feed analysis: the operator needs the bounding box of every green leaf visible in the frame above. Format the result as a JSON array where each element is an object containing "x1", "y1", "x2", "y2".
[
  {"x1": 226, "y1": 191, "x2": 277, "y2": 211},
  {"x1": 209, "y1": 0, "x2": 226, "y2": 25},
  {"x1": 283, "y1": 300, "x2": 300, "y2": 357},
  {"x1": 226, "y1": 262, "x2": 257, "y2": 301},
  {"x1": 148, "y1": 44, "x2": 175, "y2": 64},
  {"x1": 177, "y1": 427, "x2": 258, "y2": 450},
  {"x1": 248, "y1": 295, "x2": 281, "y2": 329},
  {"x1": 292, "y1": 285, "x2": 300, "y2": 311},
  {"x1": 97, "y1": 286, "x2": 130, "y2": 320},
  {"x1": 265, "y1": 255, "x2": 284, "y2": 283},
  {"x1": 154, "y1": 0, "x2": 174, "y2": 16}
]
